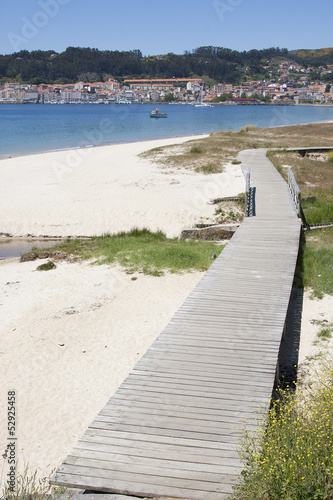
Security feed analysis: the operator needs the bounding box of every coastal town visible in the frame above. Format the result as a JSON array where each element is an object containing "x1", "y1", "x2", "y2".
[{"x1": 1, "y1": 58, "x2": 332, "y2": 104}]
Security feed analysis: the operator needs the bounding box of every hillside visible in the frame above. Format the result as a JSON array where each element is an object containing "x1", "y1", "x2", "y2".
[
  {"x1": 0, "y1": 46, "x2": 332, "y2": 85},
  {"x1": 290, "y1": 47, "x2": 333, "y2": 66}
]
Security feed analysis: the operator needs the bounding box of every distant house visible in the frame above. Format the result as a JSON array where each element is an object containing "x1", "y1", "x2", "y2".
[
  {"x1": 279, "y1": 95, "x2": 294, "y2": 103},
  {"x1": 186, "y1": 81, "x2": 202, "y2": 93}
]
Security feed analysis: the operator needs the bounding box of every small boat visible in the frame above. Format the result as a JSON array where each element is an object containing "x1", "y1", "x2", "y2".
[
  {"x1": 150, "y1": 108, "x2": 167, "y2": 118},
  {"x1": 194, "y1": 102, "x2": 212, "y2": 108}
]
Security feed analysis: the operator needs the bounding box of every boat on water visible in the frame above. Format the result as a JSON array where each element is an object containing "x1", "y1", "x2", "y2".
[
  {"x1": 150, "y1": 108, "x2": 167, "y2": 118},
  {"x1": 194, "y1": 102, "x2": 212, "y2": 108}
]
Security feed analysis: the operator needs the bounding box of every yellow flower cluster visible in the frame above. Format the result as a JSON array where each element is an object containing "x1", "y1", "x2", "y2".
[{"x1": 235, "y1": 358, "x2": 333, "y2": 499}]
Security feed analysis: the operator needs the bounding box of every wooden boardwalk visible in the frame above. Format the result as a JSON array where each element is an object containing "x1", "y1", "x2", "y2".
[{"x1": 53, "y1": 149, "x2": 301, "y2": 499}]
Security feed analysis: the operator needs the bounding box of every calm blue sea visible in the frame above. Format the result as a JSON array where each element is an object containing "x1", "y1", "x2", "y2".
[
  {"x1": 1, "y1": 103, "x2": 333, "y2": 258},
  {"x1": 1, "y1": 103, "x2": 333, "y2": 157}
]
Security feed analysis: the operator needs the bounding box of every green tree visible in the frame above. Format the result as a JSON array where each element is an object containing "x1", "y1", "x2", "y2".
[{"x1": 163, "y1": 92, "x2": 176, "y2": 102}]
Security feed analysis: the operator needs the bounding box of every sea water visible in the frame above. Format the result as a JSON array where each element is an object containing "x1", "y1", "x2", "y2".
[{"x1": 1, "y1": 103, "x2": 333, "y2": 158}]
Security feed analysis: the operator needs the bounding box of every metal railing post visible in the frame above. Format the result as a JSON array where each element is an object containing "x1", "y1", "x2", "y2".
[
  {"x1": 245, "y1": 169, "x2": 251, "y2": 217},
  {"x1": 288, "y1": 168, "x2": 301, "y2": 217}
]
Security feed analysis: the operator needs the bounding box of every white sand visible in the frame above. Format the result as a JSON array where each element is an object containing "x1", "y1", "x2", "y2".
[
  {"x1": 0, "y1": 135, "x2": 245, "y2": 486},
  {"x1": 0, "y1": 135, "x2": 245, "y2": 238},
  {"x1": 298, "y1": 291, "x2": 333, "y2": 377}
]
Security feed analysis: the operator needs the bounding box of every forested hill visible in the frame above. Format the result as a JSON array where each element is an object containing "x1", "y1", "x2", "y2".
[
  {"x1": 1, "y1": 46, "x2": 332, "y2": 85},
  {"x1": 290, "y1": 47, "x2": 333, "y2": 66}
]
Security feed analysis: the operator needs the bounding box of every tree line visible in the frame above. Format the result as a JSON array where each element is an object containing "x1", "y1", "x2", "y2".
[{"x1": 0, "y1": 46, "x2": 332, "y2": 85}]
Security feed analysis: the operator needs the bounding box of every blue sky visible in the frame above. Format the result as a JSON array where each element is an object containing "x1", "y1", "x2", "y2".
[{"x1": 1, "y1": 0, "x2": 332, "y2": 55}]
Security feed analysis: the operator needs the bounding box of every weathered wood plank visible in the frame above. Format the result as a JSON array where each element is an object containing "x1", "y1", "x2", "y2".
[
  {"x1": 54, "y1": 472, "x2": 234, "y2": 500},
  {"x1": 56, "y1": 463, "x2": 238, "y2": 494}
]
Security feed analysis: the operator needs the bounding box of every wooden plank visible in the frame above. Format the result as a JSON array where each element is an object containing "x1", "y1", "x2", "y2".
[
  {"x1": 93, "y1": 413, "x2": 256, "y2": 436},
  {"x1": 61, "y1": 456, "x2": 241, "y2": 491},
  {"x1": 54, "y1": 472, "x2": 234, "y2": 500},
  {"x1": 89, "y1": 420, "x2": 247, "y2": 444},
  {"x1": 81, "y1": 427, "x2": 243, "y2": 452},
  {"x1": 124, "y1": 374, "x2": 273, "y2": 394},
  {"x1": 75, "y1": 435, "x2": 242, "y2": 461},
  {"x1": 66, "y1": 447, "x2": 241, "y2": 471},
  {"x1": 56, "y1": 463, "x2": 238, "y2": 494},
  {"x1": 100, "y1": 404, "x2": 261, "y2": 426}
]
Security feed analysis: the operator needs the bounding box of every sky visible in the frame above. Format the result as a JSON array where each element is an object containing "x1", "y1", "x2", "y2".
[{"x1": 0, "y1": 0, "x2": 332, "y2": 56}]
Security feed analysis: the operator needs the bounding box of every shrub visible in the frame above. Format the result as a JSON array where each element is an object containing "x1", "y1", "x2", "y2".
[
  {"x1": 233, "y1": 357, "x2": 333, "y2": 499},
  {"x1": 328, "y1": 151, "x2": 333, "y2": 163},
  {"x1": 195, "y1": 163, "x2": 222, "y2": 174},
  {"x1": 189, "y1": 145, "x2": 203, "y2": 154},
  {"x1": 37, "y1": 261, "x2": 56, "y2": 271}
]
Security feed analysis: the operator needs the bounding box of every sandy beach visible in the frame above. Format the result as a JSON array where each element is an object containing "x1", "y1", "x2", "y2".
[
  {"x1": 0, "y1": 135, "x2": 331, "y2": 490},
  {"x1": 0, "y1": 258, "x2": 206, "y2": 484},
  {"x1": 0, "y1": 135, "x2": 245, "y2": 486},
  {"x1": 0, "y1": 135, "x2": 244, "y2": 239}
]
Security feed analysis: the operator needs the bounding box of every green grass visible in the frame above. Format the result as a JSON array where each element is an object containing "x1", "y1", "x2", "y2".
[
  {"x1": 0, "y1": 462, "x2": 66, "y2": 500},
  {"x1": 233, "y1": 358, "x2": 333, "y2": 500},
  {"x1": 303, "y1": 243, "x2": 333, "y2": 298},
  {"x1": 302, "y1": 195, "x2": 333, "y2": 225},
  {"x1": 189, "y1": 145, "x2": 203, "y2": 154},
  {"x1": 268, "y1": 148, "x2": 333, "y2": 298},
  {"x1": 36, "y1": 260, "x2": 56, "y2": 271},
  {"x1": 21, "y1": 228, "x2": 225, "y2": 276},
  {"x1": 267, "y1": 150, "x2": 333, "y2": 226},
  {"x1": 194, "y1": 163, "x2": 222, "y2": 174},
  {"x1": 312, "y1": 321, "x2": 333, "y2": 346},
  {"x1": 140, "y1": 123, "x2": 333, "y2": 178},
  {"x1": 296, "y1": 228, "x2": 333, "y2": 299},
  {"x1": 328, "y1": 151, "x2": 333, "y2": 164},
  {"x1": 317, "y1": 326, "x2": 333, "y2": 341}
]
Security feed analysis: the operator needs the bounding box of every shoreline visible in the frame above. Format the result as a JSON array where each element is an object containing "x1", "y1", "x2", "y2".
[
  {"x1": 1, "y1": 112, "x2": 333, "y2": 161},
  {"x1": 0, "y1": 132, "x2": 210, "y2": 161},
  {"x1": 0, "y1": 134, "x2": 245, "y2": 240},
  {"x1": 1, "y1": 121, "x2": 332, "y2": 244}
]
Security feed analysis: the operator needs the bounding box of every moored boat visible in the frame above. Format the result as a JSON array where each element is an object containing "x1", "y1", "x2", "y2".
[{"x1": 150, "y1": 108, "x2": 167, "y2": 118}]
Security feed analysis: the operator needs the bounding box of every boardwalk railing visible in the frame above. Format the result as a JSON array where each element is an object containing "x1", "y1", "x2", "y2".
[
  {"x1": 245, "y1": 169, "x2": 255, "y2": 217},
  {"x1": 288, "y1": 168, "x2": 301, "y2": 217},
  {"x1": 245, "y1": 169, "x2": 251, "y2": 217}
]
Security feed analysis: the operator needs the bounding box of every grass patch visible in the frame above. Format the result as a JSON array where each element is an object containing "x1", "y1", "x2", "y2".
[
  {"x1": 328, "y1": 151, "x2": 333, "y2": 163},
  {"x1": 140, "y1": 123, "x2": 333, "y2": 176},
  {"x1": 311, "y1": 320, "x2": 333, "y2": 344},
  {"x1": 189, "y1": 145, "x2": 203, "y2": 154},
  {"x1": 317, "y1": 326, "x2": 333, "y2": 340},
  {"x1": 268, "y1": 149, "x2": 333, "y2": 225},
  {"x1": 302, "y1": 238, "x2": 333, "y2": 298},
  {"x1": 36, "y1": 260, "x2": 56, "y2": 271},
  {"x1": 22, "y1": 228, "x2": 225, "y2": 276},
  {"x1": 214, "y1": 202, "x2": 244, "y2": 223},
  {"x1": 239, "y1": 124, "x2": 258, "y2": 133},
  {"x1": 233, "y1": 358, "x2": 333, "y2": 500},
  {"x1": 194, "y1": 163, "x2": 222, "y2": 174},
  {"x1": 294, "y1": 228, "x2": 333, "y2": 299},
  {"x1": 0, "y1": 462, "x2": 66, "y2": 500},
  {"x1": 269, "y1": 146, "x2": 333, "y2": 298},
  {"x1": 302, "y1": 195, "x2": 333, "y2": 225}
]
